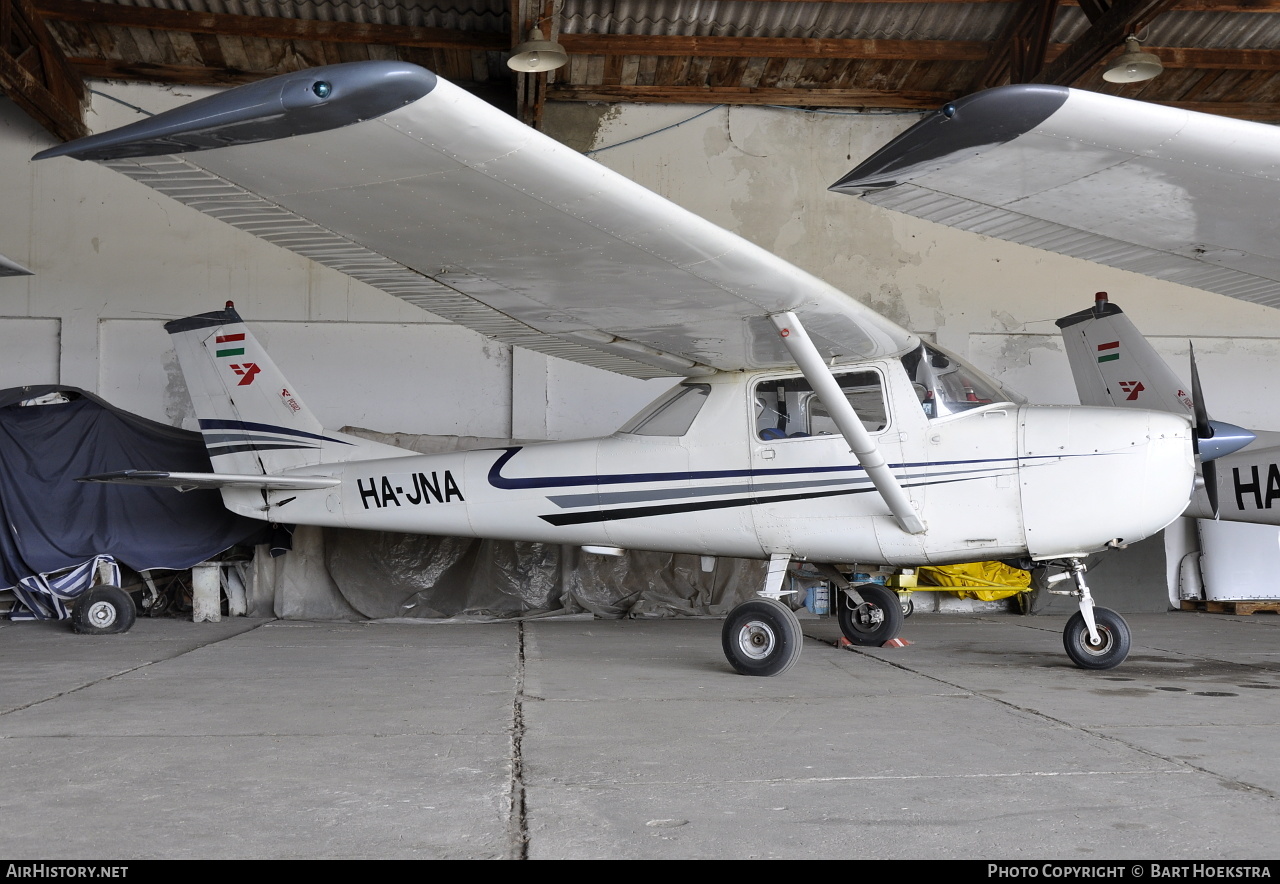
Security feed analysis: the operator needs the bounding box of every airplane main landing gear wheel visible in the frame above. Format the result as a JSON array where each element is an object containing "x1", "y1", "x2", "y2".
[
  {"x1": 1063, "y1": 607, "x2": 1130, "y2": 670},
  {"x1": 70, "y1": 585, "x2": 137, "y2": 635},
  {"x1": 838, "y1": 583, "x2": 904, "y2": 646},
  {"x1": 722, "y1": 597, "x2": 803, "y2": 677}
]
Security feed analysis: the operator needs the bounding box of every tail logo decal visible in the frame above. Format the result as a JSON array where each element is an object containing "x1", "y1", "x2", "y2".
[
  {"x1": 281, "y1": 388, "x2": 301, "y2": 412},
  {"x1": 1118, "y1": 380, "x2": 1145, "y2": 400},
  {"x1": 1096, "y1": 341, "x2": 1120, "y2": 363},
  {"x1": 229, "y1": 363, "x2": 261, "y2": 385}
]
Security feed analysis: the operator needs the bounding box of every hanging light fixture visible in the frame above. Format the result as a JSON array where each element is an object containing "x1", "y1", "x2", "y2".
[
  {"x1": 1103, "y1": 35, "x2": 1164, "y2": 83},
  {"x1": 507, "y1": 27, "x2": 568, "y2": 73}
]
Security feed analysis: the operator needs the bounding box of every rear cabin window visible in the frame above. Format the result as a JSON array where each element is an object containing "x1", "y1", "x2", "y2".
[
  {"x1": 754, "y1": 371, "x2": 886, "y2": 441},
  {"x1": 619, "y1": 384, "x2": 711, "y2": 436}
]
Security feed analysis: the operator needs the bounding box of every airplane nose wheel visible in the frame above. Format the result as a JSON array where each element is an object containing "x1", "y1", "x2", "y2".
[
  {"x1": 1047, "y1": 558, "x2": 1131, "y2": 670},
  {"x1": 1063, "y1": 607, "x2": 1130, "y2": 670},
  {"x1": 722, "y1": 597, "x2": 803, "y2": 677}
]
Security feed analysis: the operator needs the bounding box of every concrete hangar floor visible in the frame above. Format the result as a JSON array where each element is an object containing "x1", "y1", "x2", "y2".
[{"x1": 1, "y1": 609, "x2": 1277, "y2": 860}]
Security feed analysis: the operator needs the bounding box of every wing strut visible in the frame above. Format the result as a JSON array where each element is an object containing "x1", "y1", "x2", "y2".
[{"x1": 771, "y1": 312, "x2": 925, "y2": 535}]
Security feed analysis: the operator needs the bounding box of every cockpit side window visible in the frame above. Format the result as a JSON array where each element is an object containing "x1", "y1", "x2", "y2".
[
  {"x1": 753, "y1": 371, "x2": 886, "y2": 441},
  {"x1": 619, "y1": 384, "x2": 711, "y2": 436}
]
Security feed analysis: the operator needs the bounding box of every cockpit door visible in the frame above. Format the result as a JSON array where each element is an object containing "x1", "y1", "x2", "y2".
[{"x1": 748, "y1": 366, "x2": 913, "y2": 562}]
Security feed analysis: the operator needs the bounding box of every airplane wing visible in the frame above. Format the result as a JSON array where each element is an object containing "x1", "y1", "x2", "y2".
[
  {"x1": 831, "y1": 85, "x2": 1280, "y2": 311},
  {"x1": 34, "y1": 61, "x2": 916, "y2": 379}
]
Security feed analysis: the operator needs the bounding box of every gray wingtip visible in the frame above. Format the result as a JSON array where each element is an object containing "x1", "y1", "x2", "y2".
[
  {"x1": 34, "y1": 61, "x2": 437, "y2": 163},
  {"x1": 830, "y1": 84, "x2": 1071, "y2": 195}
]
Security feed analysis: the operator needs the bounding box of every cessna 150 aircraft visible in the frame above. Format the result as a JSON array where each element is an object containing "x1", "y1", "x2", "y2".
[
  {"x1": 1058, "y1": 294, "x2": 1275, "y2": 526},
  {"x1": 36, "y1": 62, "x2": 1255, "y2": 675}
]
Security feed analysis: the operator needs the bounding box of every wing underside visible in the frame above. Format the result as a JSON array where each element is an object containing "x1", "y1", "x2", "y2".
[
  {"x1": 37, "y1": 61, "x2": 916, "y2": 378},
  {"x1": 832, "y1": 85, "x2": 1280, "y2": 310}
]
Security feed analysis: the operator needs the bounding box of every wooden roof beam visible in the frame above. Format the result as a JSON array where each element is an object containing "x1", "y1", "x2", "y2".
[
  {"x1": 969, "y1": 0, "x2": 1061, "y2": 90},
  {"x1": 558, "y1": 35, "x2": 990, "y2": 60},
  {"x1": 1, "y1": 0, "x2": 85, "y2": 141},
  {"x1": 62, "y1": 41, "x2": 1280, "y2": 92},
  {"x1": 31, "y1": 0, "x2": 507, "y2": 50}
]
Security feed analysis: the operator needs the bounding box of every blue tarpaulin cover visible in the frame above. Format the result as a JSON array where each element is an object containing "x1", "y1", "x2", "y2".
[{"x1": 0, "y1": 386, "x2": 271, "y2": 606}]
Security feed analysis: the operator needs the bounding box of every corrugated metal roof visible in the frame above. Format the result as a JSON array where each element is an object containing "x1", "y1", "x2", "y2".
[
  {"x1": 26, "y1": 0, "x2": 1280, "y2": 121},
  {"x1": 561, "y1": 1, "x2": 1008, "y2": 41}
]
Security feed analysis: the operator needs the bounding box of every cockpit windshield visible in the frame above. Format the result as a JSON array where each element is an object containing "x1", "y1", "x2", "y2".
[{"x1": 900, "y1": 342, "x2": 1024, "y2": 419}]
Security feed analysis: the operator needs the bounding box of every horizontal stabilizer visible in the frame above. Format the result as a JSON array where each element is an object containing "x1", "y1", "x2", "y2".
[{"x1": 78, "y1": 470, "x2": 338, "y2": 491}]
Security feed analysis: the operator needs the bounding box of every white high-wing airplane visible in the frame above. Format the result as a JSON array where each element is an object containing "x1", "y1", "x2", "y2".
[
  {"x1": 34, "y1": 62, "x2": 1220, "y2": 675},
  {"x1": 1058, "y1": 293, "x2": 1274, "y2": 525}
]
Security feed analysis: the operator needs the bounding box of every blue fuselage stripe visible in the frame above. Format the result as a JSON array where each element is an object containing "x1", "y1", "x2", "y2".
[
  {"x1": 199, "y1": 418, "x2": 352, "y2": 445},
  {"x1": 489, "y1": 445, "x2": 1031, "y2": 491}
]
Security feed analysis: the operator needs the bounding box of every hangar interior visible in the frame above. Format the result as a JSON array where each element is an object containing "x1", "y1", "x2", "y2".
[{"x1": 2, "y1": 0, "x2": 1280, "y2": 624}]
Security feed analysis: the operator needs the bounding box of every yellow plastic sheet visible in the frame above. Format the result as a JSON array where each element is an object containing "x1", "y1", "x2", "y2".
[{"x1": 917, "y1": 562, "x2": 1031, "y2": 602}]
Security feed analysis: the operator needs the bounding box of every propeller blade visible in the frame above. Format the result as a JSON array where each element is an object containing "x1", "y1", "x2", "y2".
[
  {"x1": 1189, "y1": 342, "x2": 1212, "y2": 440},
  {"x1": 1187, "y1": 340, "x2": 1218, "y2": 519},
  {"x1": 1186, "y1": 344, "x2": 1246, "y2": 520}
]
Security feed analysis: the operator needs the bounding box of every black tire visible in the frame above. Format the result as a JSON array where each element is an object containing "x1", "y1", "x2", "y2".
[
  {"x1": 145, "y1": 588, "x2": 171, "y2": 617},
  {"x1": 1063, "y1": 607, "x2": 1130, "y2": 670},
  {"x1": 837, "y1": 583, "x2": 904, "y2": 646},
  {"x1": 901, "y1": 595, "x2": 914, "y2": 618},
  {"x1": 70, "y1": 585, "x2": 137, "y2": 635},
  {"x1": 721, "y1": 597, "x2": 803, "y2": 677}
]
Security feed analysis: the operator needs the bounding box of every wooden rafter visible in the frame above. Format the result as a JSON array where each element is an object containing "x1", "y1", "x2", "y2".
[
  {"x1": 969, "y1": 0, "x2": 1061, "y2": 90},
  {"x1": 0, "y1": 0, "x2": 84, "y2": 141},
  {"x1": 558, "y1": 35, "x2": 991, "y2": 61},
  {"x1": 58, "y1": 39, "x2": 1280, "y2": 85},
  {"x1": 32, "y1": 0, "x2": 507, "y2": 51}
]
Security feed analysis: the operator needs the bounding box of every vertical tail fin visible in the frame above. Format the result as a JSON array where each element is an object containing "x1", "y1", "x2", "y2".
[
  {"x1": 1056, "y1": 292, "x2": 1195, "y2": 415},
  {"x1": 165, "y1": 302, "x2": 401, "y2": 475}
]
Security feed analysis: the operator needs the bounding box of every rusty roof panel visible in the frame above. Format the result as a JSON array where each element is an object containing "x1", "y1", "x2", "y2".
[{"x1": 562, "y1": 1, "x2": 1009, "y2": 41}]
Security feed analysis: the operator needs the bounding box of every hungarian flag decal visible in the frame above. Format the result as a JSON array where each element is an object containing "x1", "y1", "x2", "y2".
[{"x1": 215, "y1": 332, "x2": 246, "y2": 357}]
